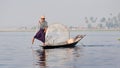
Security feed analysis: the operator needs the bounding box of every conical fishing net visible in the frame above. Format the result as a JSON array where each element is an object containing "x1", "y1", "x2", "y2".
[{"x1": 45, "y1": 23, "x2": 69, "y2": 46}]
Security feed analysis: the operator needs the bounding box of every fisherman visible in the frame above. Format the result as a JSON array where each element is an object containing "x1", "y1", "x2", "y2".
[{"x1": 32, "y1": 16, "x2": 48, "y2": 46}]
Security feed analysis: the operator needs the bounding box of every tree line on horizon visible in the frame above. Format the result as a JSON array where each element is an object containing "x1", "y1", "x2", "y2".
[{"x1": 84, "y1": 12, "x2": 120, "y2": 29}]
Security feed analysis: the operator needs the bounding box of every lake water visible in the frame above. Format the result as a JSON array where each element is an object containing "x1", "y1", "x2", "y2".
[{"x1": 0, "y1": 31, "x2": 120, "y2": 68}]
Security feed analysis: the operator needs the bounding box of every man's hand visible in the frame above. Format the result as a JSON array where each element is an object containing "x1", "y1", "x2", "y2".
[{"x1": 32, "y1": 38, "x2": 34, "y2": 44}]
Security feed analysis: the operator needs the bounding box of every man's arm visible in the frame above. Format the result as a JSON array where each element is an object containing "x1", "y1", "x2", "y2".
[{"x1": 44, "y1": 21, "x2": 48, "y2": 33}]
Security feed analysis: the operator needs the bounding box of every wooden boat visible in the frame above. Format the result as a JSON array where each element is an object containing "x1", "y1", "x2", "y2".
[{"x1": 41, "y1": 35, "x2": 85, "y2": 49}]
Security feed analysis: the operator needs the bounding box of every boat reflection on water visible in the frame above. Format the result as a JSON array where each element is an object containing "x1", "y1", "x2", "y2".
[{"x1": 32, "y1": 46, "x2": 82, "y2": 68}]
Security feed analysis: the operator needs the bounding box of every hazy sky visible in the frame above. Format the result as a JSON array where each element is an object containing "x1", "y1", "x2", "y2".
[{"x1": 0, "y1": 0, "x2": 120, "y2": 28}]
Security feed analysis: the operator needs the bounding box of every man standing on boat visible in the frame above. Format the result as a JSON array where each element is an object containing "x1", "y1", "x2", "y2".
[{"x1": 32, "y1": 16, "x2": 48, "y2": 46}]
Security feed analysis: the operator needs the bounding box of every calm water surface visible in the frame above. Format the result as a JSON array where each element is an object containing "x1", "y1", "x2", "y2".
[{"x1": 0, "y1": 31, "x2": 120, "y2": 68}]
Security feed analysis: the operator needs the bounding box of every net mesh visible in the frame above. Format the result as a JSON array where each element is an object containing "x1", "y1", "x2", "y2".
[{"x1": 45, "y1": 23, "x2": 69, "y2": 46}]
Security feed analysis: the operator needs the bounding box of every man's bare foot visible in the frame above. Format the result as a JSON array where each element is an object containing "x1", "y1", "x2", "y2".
[{"x1": 43, "y1": 43, "x2": 45, "y2": 46}]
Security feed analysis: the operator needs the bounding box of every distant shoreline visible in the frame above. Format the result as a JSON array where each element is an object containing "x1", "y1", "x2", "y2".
[
  {"x1": 0, "y1": 30, "x2": 34, "y2": 32},
  {"x1": 70, "y1": 29, "x2": 120, "y2": 31},
  {"x1": 0, "y1": 29, "x2": 119, "y2": 32}
]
